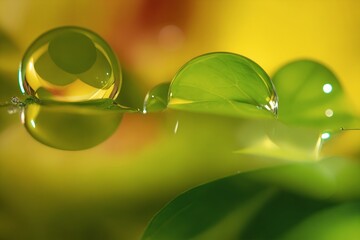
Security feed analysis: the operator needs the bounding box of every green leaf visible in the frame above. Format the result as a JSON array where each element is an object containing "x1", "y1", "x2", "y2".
[
  {"x1": 142, "y1": 158, "x2": 360, "y2": 240},
  {"x1": 142, "y1": 175, "x2": 271, "y2": 240},
  {"x1": 272, "y1": 60, "x2": 354, "y2": 130},
  {"x1": 282, "y1": 203, "x2": 360, "y2": 240},
  {"x1": 168, "y1": 52, "x2": 278, "y2": 119}
]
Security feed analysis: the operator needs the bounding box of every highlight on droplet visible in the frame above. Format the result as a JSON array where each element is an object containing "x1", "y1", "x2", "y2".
[
  {"x1": 321, "y1": 132, "x2": 331, "y2": 140},
  {"x1": 322, "y1": 83, "x2": 332, "y2": 94}
]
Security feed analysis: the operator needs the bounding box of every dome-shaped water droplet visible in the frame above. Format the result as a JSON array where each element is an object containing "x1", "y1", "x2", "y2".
[
  {"x1": 168, "y1": 52, "x2": 278, "y2": 118},
  {"x1": 18, "y1": 27, "x2": 121, "y2": 102},
  {"x1": 143, "y1": 82, "x2": 170, "y2": 113}
]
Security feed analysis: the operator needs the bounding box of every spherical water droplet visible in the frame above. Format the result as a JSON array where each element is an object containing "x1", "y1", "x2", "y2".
[
  {"x1": 21, "y1": 100, "x2": 123, "y2": 150},
  {"x1": 168, "y1": 52, "x2": 278, "y2": 118},
  {"x1": 272, "y1": 60, "x2": 354, "y2": 130},
  {"x1": 19, "y1": 26, "x2": 121, "y2": 102}
]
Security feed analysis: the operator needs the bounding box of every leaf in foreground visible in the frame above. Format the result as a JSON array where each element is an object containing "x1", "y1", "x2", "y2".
[{"x1": 142, "y1": 158, "x2": 360, "y2": 240}]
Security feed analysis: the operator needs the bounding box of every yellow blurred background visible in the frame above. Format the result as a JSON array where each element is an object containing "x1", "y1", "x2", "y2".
[
  {"x1": 0, "y1": 0, "x2": 359, "y2": 239},
  {"x1": 1, "y1": 0, "x2": 360, "y2": 107}
]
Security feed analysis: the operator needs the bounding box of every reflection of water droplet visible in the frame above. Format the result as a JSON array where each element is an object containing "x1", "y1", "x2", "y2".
[
  {"x1": 7, "y1": 106, "x2": 18, "y2": 114},
  {"x1": 168, "y1": 52, "x2": 278, "y2": 118},
  {"x1": 322, "y1": 83, "x2": 332, "y2": 94},
  {"x1": 267, "y1": 120, "x2": 321, "y2": 160},
  {"x1": 21, "y1": 99, "x2": 123, "y2": 150},
  {"x1": 19, "y1": 27, "x2": 121, "y2": 102}
]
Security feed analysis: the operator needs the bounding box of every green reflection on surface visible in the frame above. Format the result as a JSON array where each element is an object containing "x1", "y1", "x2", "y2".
[{"x1": 22, "y1": 99, "x2": 124, "y2": 150}]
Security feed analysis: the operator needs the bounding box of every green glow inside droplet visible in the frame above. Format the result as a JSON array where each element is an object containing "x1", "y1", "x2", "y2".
[
  {"x1": 21, "y1": 99, "x2": 124, "y2": 150},
  {"x1": 272, "y1": 59, "x2": 354, "y2": 130},
  {"x1": 48, "y1": 31, "x2": 97, "y2": 74},
  {"x1": 19, "y1": 26, "x2": 121, "y2": 102},
  {"x1": 168, "y1": 52, "x2": 278, "y2": 118},
  {"x1": 143, "y1": 82, "x2": 170, "y2": 113}
]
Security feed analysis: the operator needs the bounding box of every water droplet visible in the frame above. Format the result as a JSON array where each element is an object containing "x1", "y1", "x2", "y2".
[
  {"x1": 21, "y1": 99, "x2": 123, "y2": 150},
  {"x1": 10, "y1": 96, "x2": 20, "y2": 105},
  {"x1": 168, "y1": 52, "x2": 278, "y2": 118},
  {"x1": 143, "y1": 82, "x2": 170, "y2": 113},
  {"x1": 272, "y1": 60, "x2": 354, "y2": 130},
  {"x1": 19, "y1": 26, "x2": 121, "y2": 102}
]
